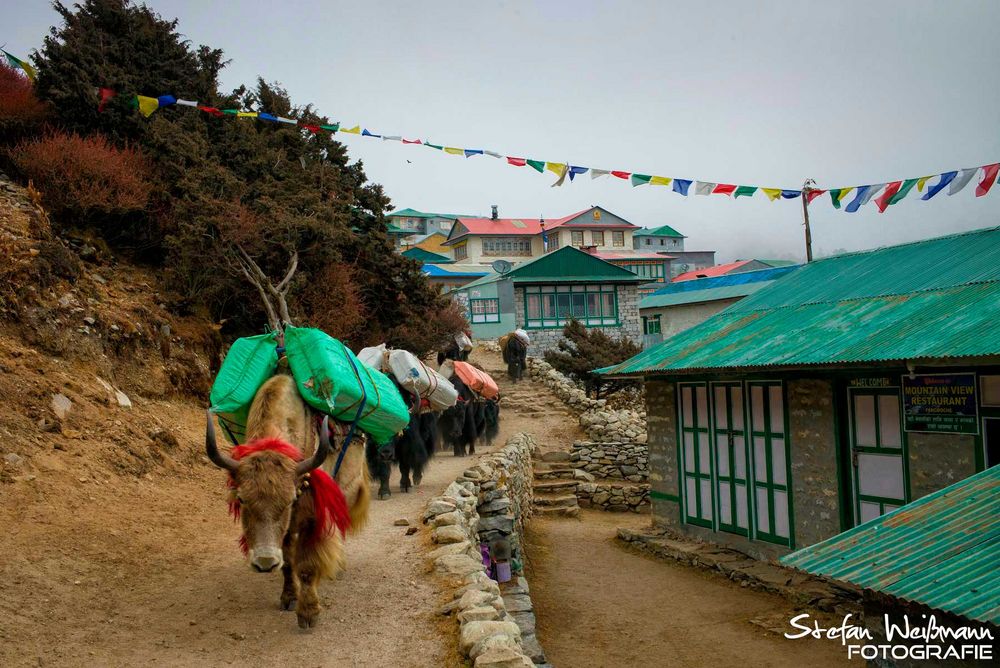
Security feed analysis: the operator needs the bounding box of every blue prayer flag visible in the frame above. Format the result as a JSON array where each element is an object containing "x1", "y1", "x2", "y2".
[
  {"x1": 568, "y1": 166, "x2": 588, "y2": 181},
  {"x1": 156, "y1": 95, "x2": 177, "y2": 107},
  {"x1": 921, "y1": 171, "x2": 958, "y2": 200},
  {"x1": 780, "y1": 190, "x2": 801, "y2": 199},
  {"x1": 845, "y1": 185, "x2": 871, "y2": 213},
  {"x1": 672, "y1": 178, "x2": 693, "y2": 196},
  {"x1": 362, "y1": 129, "x2": 381, "y2": 138},
  {"x1": 464, "y1": 149, "x2": 484, "y2": 158}
]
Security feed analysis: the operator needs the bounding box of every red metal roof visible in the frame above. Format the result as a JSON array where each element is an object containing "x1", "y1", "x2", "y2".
[
  {"x1": 672, "y1": 260, "x2": 755, "y2": 282},
  {"x1": 446, "y1": 207, "x2": 635, "y2": 243}
]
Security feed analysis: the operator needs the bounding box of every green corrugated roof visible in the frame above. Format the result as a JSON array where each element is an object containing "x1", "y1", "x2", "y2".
[
  {"x1": 402, "y1": 247, "x2": 454, "y2": 263},
  {"x1": 506, "y1": 246, "x2": 644, "y2": 283},
  {"x1": 781, "y1": 465, "x2": 1000, "y2": 625},
  {"x1": 640, "y1": 281, "x2": 774, "y2": 309},
  {"x1": 634, "y1": 225, "x2": 686, "y2": 238},
  {"x1": 600, "y1": 226, "x2": 1000, "y2": 376},
  {"x1": 388, "y1": 208, "x2": 463, "y2": 220}
]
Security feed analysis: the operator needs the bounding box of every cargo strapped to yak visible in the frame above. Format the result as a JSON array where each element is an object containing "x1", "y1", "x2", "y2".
[{"x1": 330, "y1": 348, "x2": 367, "y2": 477}]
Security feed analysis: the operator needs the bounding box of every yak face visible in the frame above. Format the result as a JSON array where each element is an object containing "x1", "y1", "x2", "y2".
[{"x1": 233, "y1": 453, "x2": 298, "y2": 572}]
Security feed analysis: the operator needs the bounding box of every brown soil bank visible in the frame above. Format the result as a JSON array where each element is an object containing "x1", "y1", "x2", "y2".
[{"x1": 525, "y1": 511, "x2": 861, "y2": 667}]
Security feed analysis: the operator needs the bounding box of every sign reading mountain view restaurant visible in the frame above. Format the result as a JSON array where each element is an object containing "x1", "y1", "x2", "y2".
[{"x1": 902, "y1": 373, "x2": 979, "y2": 435}]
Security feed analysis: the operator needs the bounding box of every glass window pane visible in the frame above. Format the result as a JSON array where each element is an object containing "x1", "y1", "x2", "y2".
[
  {"x1": 732, "y1": 386, "x2": 744, "y2": 430},
  {"x1": 769, "y1": 385, "x2": 784, "y2": 432},
  {"x1": 878, "y1": 394, "x2": 901, "y2": 448},
  {"x1": 771, "y1": 437, "x2": 786, "y2": 485},
  {"x1": 854, "y1": 394, "x2": 876, "y2": 447},
  {"x1": 699, "y1": 480, "x2": 712, "y2": 520},
  {"x1": 698, "y1": 433, "x2": 710, "y2": 474},
  {"x1": 542, "y1": 295, "x2": 556, "y2": 318},
  {"x1": 685, "y1": 478, "x2": 697, "y2": 516},
  {"x1": 586, "y1": 293, "x2": 600, "y2": 317},
  {"x1": 683, "y1": 432, "x2": 694, "y2": 472},
  {"x1": 695, "y1": 386, "x2": 708, "y2": 427},
  {"x1": 735, "y1": 483, "x2": 749, "y2": 529},
  {"x1": 682, "y1": 386, "x2": 693, "y2": 425},
  {"x1": 773, "y1": 490, "x2": 789, "y2": 538},
  {"x1": 557, "y1": 294, "x2": 571, "y2": 318},
  {"x1": 858, "y1": 453, "x2": 905, "y2": 500},
  {"x1": 751, "y1": 385, "x2": 765, "y2": 431},
  {"x1": 754, "y1": 436, "x2": 767, "y2": 482},
  {"x1": 860, "y1": 501, "x2": 882, "y2": 524},
  {"x1": 718, "y1": 482, "x2": 732, "y2": 524},
  {"x1": 756, "y1": 488, "x2": 770, "y2": 533},
  {"x1": 716, "y1": 435, "x2": 729, "y2": 477},
  {"x1": 572, "y1": 293, "x2": 587, "y2": 317},
  {"x1": 714, "y1": 386, "x2": 728, "y2": 429},
  {"x1": 601, "y1": 293, "x2": 615, "y2": 319},
  {"x1": 733, "y1": 435, "x2": 746, "y2": 479}
]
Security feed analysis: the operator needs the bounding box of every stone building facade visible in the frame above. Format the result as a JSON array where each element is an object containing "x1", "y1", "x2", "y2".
[{"x1": 514, "y1": 283, "x2": 641, "y2": 354}]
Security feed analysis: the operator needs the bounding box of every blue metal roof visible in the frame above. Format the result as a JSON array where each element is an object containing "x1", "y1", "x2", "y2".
[
  {"x1": 781, "y1": 465, "x2": 1000, "y2": 625},
  {"x1": 422, "y1": 263, "x2": 489, "y2": 278},
  {"x1": 649, "y1": 265, "x2": 800, "y2": 296}
]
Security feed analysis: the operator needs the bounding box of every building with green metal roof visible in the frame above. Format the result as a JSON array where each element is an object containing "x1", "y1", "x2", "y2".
[
  {"x1": 401, "y1": 247, "x2": 454, "y2": 264},
  {"x1": 448, "y1": 246, "x2": 645, "y2": 347},
  {"x1": 598, "y1": 226, "x2": 1000, "y2": 561}
]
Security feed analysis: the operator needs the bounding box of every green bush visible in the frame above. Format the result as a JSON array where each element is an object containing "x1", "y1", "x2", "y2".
[{"x1": 544, "y1": 319, "x2": 642, "y2": 397}]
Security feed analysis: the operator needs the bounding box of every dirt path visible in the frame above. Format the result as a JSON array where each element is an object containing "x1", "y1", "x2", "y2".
[{"x1": 525, "y1": 510, "x2": 861, "y2": 667}]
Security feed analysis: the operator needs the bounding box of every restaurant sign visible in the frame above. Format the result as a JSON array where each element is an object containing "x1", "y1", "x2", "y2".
[{"x1": 901, "y1": 373, "x2": 979, "y2": 435}]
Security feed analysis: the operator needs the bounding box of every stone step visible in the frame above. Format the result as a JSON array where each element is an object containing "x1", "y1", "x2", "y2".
[
  {"x1": 534, "y1": 505, "x2": 580, "y2": 518},
  {"x1": 533, "y1": 494, "x2": 578, "y2": 508},
  {"x1": 533, "y1": 469, "x2": 576, "y2": 480},
  {"x1": 532, "y1": 480, "x2": 578, "y2": 493}
]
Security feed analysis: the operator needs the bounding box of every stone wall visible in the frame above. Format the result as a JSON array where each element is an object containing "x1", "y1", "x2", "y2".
[
  {"x1": 576, "y1": 482, "x2": 650, "y2": 512},
  {"x1": 526, "y1": 357, "x2": 648, "y2": 444},
  {"x1": 423, "y1": 433, "x2": 547, "y2": 667},
  {"x1": 513, "y1": 284, "x2": 641, "y2": 355},
  {"x1": 908, "y1": 431, "x2": 977, "y2": 501},
  {"x1": 570, "y1": 441, "x2": 648, "y2": 480},
  {"x1": 645, "y1": 380, "x2": 680, "y2": 528}
]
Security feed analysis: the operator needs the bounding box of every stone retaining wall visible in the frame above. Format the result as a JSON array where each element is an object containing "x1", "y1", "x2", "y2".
[
  {"x1": 570, "y1": 441, "x2": 648, "y2": 481},
  {"x1": 424, "y1": 433, "x2": 549, "y2": 667},
  {"x1": 576, "y1": 482, "x2": 650, "y2": 512}
]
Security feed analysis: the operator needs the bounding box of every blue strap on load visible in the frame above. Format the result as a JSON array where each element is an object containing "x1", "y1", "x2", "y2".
[{"x1": 331, "y1": 347, "x2": 367, "y2": 477}]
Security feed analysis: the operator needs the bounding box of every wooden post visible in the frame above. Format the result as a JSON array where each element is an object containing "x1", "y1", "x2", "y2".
[{"x1": 801, "y1": 178, "x2": 816, "y2": 263}]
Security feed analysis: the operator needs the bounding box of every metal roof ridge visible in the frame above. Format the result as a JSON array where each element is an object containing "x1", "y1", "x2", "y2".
[{"x1": 812, "y1": 224, "x2": 1000, "y2": 263}]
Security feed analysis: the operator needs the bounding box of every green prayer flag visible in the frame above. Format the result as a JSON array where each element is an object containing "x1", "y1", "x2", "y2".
[
  {"x1": 630, "y1": 173, "x2": 652, "y2": 187},
  {"x1": 830, "y1": 188, "x2": 847, "y2": 209},
  {"x1": 424, "y1": 142, "x2": 443, "y2": 150},
  {"x1": 526, "y1": 159, "x2": 545, "y2": 173},
  {"x1": 888, "y1": 178, "x2": 919, "y2": 206},
  {"x1": 734, "y1": 185, "x2": 758, "y2": 198},
  {"x1": 221, "y1": 109, "x2": 239, "y2": 115},
  {"x1": 320, "y1": 123, "x2": 340, "y2": 132}
]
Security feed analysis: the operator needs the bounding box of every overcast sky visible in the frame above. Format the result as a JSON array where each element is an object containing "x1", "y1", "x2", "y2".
[{"x1": 8, "y1": 0, "x2": 1000, "y2": 261}]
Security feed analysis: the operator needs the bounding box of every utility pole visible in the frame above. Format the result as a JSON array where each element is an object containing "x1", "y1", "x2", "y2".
[{"x1": 801, "y1": 178, "x2": 816, "y2": 263}]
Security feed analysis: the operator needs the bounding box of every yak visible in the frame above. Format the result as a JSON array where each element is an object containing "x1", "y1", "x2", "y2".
[
  {"x1": 366, "y1": 410, "x2": 438, "y2": 500},
  {"x1": 206, "y1": 373, "x2": 370, "y2": 629},
  {"x1": 500, "y1": 333, "x2": 528, "y2": 382},
  {"x1": 438, "y1": 372, "x2": 479, "y2": 457}
]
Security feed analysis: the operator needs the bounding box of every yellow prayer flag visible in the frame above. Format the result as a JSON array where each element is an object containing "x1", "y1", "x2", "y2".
[
  {"x1": 341, "y1": 125, "x2": 361, "y2": 134},
  {"x1": 444, "y1": 147, "x2": 464, "y2": 155},
  {"x1": 916, "y1": 176, "x2": 932, "y2": 192},
  {"x1": 136, "y1": 95, "x2": 160, "y2": 118},
  {"x1": 545, "y1": 162, "x2": 566, "y2": 175},
  {"x1": 20, "y1": 61, "x2": 37, "y2": 82},
  {"x1": 650, "y1": 176, "x2": 672, "y2": 186},
  {"x1": 236, "y1": 111, "x2": 258, "y2": 118},
  {"x1": 761, "y1": 188, "x2": 782, "y2": 201}
]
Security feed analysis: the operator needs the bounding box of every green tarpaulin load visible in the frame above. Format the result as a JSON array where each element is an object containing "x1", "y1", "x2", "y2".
[
  {"x1": 283, "y1": 326, "x2": 410, "y2": 445},
  {"x1": 209, "y1": 327, "x2": 410, "y2": 445},
  {"x1": 208, "y1": 332, "x2": 279, "y2": 444}
]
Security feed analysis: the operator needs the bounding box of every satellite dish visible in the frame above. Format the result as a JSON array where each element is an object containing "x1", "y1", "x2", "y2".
[{"x1": 491, "y1": 259, "x2": 513, "y2": 275}]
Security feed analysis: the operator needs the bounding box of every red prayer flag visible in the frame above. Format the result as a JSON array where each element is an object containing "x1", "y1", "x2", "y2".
[
  {"x1": 712, "y1": 183, "x2": 737, "y2": 196},
  {"x1": 300, "y1": 124, "x2": 321, "y2": 133},
  {"x1": 975, "y1": 163, "x2": 1000, "y2": 197},
  {"x1": 507, "y1": 157, "x2": 527, "y2": 167},
  {"x1": 806, "y1": 188, "x2": 827, "y2": 204},
  {"x1": 402, "y1": 138, "x2": 422, "y2": 145},
  {"x1": 875, "y1": 181, "x2": 903, "y2": 212},
  {"x1": 611, "y1": 170, "x2": 631, "y2": 180},
  {"x1": 198, "y1": 105, "x2": 224, "y2": 117},
  {"x1": 97, "y1": 87, "x2": 116, "y2": 112}
]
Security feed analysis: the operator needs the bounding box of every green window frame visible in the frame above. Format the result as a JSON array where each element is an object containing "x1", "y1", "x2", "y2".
[
  {"x1": 678, "y1": 382, "x2": 713, "y2": 528},
  {"x1": 711, "y1": 382, "x2": 752, "y2": 537},
  {"x1": 848, "y1": 386, "x2": 909, "y2": 524},
  {"x1": 523, "y1": 285, "x2": 618, "y2": 329},
  {"x1": 747, "y1": 381, "x2": 794, "y2": 546},
  {"x1": 469, "y1": 298, "x2": 500, "y2": 324},
  {"x1": 642, "y1": 315, "x2": 661, "y2": 335}
]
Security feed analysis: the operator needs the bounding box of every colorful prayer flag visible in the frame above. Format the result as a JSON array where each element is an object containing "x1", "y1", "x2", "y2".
[
  {"x1": 829, "y1": 187, "x2": 853, "y2": 208},
  {"x1": 712, "y1": 183, "x2": 737, "y2": 196},
  {"x1": 341, "y1": 125, "x2": 361, "y2": 134},
  {"x1": 975, "y1": 163, "x2": 999, "y2": 197},
  {"x1": 321, "y1": 123, "x2": 340, "y2": 132},
  {"x1": 631, "y1": 174, "x2": 653, "y2": 187},
  {"x1": 444, "y1": 147, "x2": 464, "y2": 155},
  {"x1": 948, "y1": 168, "x2": 977, "y2": 195},
  {"x1": 545, "y1": 162, "x2": 567, "y2": 176},
  {"x1": 672, "y1": 178, "x2": 692, "y2": 196},
  {"x1": 300, "y1": 124, "x2": 320, "y2": 133},
  {"x1": 402, "y1": 138, "x2": 422, "y2": 144},
  {"x1": 362, "y1": 129, "x2": 381, "y2": 138},
  {"x1": 135, "y1": 95, "x2": 160, "y2": 117},
  {"x1": 650, "y1": 176, "x2": 672, "y2": 186},
  {"x1": 845, "y1": 186, "x2": 871, "y2": 213},
  {"x1": 277, "y1": 116, "x2": 298, "y2": 125},
  {"x1": 568, "y1": 166, "x2": 589, "y2": 181},
  {"x1": 694, "y1": 181, "x2": 716, "y2": 195},
  {"x1": 157, "y1": 95, "x2": 177, "y2": 107},
  {"x1": 761, "y1": 188, "x2": 782, "y2": 201},
  {"x1": 805, "y1": 189, "x2": 826, "y2": 204},
  {"x1": 526, "y1": 159, "x2": 545, "y2": 173},
  {"x1": 424, "y1": 142, "x2": 443, "y2": 150},
  {"x1": 97, "y1": 87, "x2": 116, "y2": 112},
  {"x1": 916, "y1": 175, "x2": 932, "y2": 192},
  {"x1": 611, "y1": 171, "x2": 631, "y2": 180},
  {"x1": 198, "y1": 105, "x2": 223, "y2": 117},
  {"x1": 780, "y1": 190, "x2": 801, "y2": 199},
  {"x1": 175, "y1": 99, "x2": 198, "y2": 107},
  {"x1": 888, "y1": 178, "x2": 919, "y2": 205},
  {"x1": 921, "y1": 172, "x2": 956, "y2": 200},
  {"x1": 464, "y1": 149, "x2": 483, "y2": 157},
  {"x1": 590, "y1": 169, "x2": 610, "y2": 179},
  {"x1": 507, "y1": 157, "x2": 527, "y2": 167},
  {"x1": 236, "y1": 111, "x2": 257, "y2": 118},
  {"x1": 3, "y1": 50, "x2": 36, "y2": 81},
  {"x1": 875, "y1": 181, "x2": 903, "y2": 212},
  {"x1": 484, "y1": 151, "x2": 503, "y2": 158},
  {"x1": 734, "y1": 185, "x2": 757, "y2": 198}
]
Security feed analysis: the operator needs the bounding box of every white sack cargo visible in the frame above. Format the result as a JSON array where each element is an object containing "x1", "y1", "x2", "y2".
[
  {"x1": 387, "y1": 349, "x2": 458, "y2": 411},
  {"x1": 357, "y1": 343, "x2": 388, "y2": 370},
  {"x1": 514, "y1": 329, "x2": 530, "y2": 345},
  {"x1": 455, "y1": 332, "x2": 473, "y2": 352}
]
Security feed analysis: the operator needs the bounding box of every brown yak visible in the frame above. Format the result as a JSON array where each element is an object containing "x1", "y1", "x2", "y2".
[{"x1": 206, "y1": 373, "x2": 371, "y2": 629}]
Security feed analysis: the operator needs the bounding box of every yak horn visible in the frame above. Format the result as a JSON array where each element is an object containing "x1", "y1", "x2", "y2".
[
  {"x1": 297, "y1": 415, "x2": 332, "y2": 475},
  {"x1": 205, "y1": 410, "x2": 239, "y2": 472}
]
